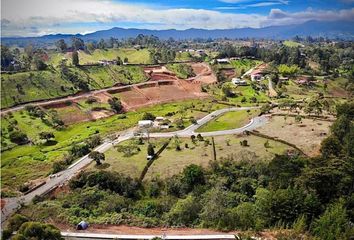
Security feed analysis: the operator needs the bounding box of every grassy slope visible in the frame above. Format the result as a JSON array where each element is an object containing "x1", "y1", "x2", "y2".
[
  {"x1": 78, "y1": 48, "x2": 151, "y2": 64},
  {"x1": 1, "y1": 70, "x2": 76, "y2": 109},
  {"x1": 1, "y1": 65, "x2": 147, "y2": 109},
  {"x1": 196, "y1": 109, "x2": 260, "y2": 132},
  {"x1": 0, "y1": 99, "x2": 225, "y2": 192},
  {"x1": 92, "y1": 135, "x2": 290, "y2": 179},
  {"x1": 283, "y1": 40, "x2": 303, "y2": 47},
  {"x1": 166, "y1": 63, "x2": 195, "y2": 79}
]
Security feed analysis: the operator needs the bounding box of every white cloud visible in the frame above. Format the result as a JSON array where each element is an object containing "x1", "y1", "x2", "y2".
[
  {"x1": 1, "y1": 0, "x2": 266, "y2": 36},
  {"x1": 1, "y1": 0, "x2": 353, "y2": 37},
  {"x1": 263, "y1": 7, "x2": 354, "y2": 26}
]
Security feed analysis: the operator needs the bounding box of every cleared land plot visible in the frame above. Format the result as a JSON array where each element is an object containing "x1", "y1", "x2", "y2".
[
  {"x1": 54, "y1": 104, "x2": 92, "y2": 125},
  {"x1": 196, "y1": 109, "x2": 260, "y2": 132},
  {"x1": 78, "y1": 48, "x2": 151, "y2": 64},
  {"x1": 90, "y1": 135, "x2": 291, "y2": 179},
  {"x1": 257, "y1": 116, "x2": 332, "y2": 157}
]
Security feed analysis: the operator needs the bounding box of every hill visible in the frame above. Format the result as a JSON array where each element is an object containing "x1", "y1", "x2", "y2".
[{"x1": 2, "y1": 21, "x2": 354, "y2": 46}]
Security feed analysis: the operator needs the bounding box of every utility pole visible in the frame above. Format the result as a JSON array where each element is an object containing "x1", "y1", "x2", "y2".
[{"x1": 211, "y1": 137, "x2": 216, "y2": 161}]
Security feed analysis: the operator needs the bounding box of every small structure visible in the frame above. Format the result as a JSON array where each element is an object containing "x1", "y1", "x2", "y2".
[
  {"x1": 296, "y1": 77, "x2": 312, "y2": 86},
  {"x1": 98, "y1": 60, "x2": 118, "y2": 66},
  {"x1": 216, "y1": 58, "x2": 230, "y2": 64},
  {"x1": 155, "y1": 116, "x2": 165, "y2": 122},
  {"x1": 232, "y1": 78, "x2": 247, "y2": 86},
  {"x1": 251, "y1": 74, "x2": 262, "y2": 81},
  {"x1": 138, "y1": 120, "x2": 153, "y2": 128},
  {"x1": 76, "y1": 221, "x2": 89, "y2": 230},
  {"x1": 147, "y1": 155, "x2": 153, "y2": 161}
]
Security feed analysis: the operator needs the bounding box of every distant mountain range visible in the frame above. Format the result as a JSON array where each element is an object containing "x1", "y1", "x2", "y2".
[{"x1": 2, "y1": 20, "x2": 354, "y2": 46}]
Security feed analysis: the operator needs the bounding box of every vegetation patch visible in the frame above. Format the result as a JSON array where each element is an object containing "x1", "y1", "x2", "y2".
[{"x1": 196, "y1": 109, "x2": 260, "y2": 132}]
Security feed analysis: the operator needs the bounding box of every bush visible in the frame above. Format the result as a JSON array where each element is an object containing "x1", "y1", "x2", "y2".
[
  {"x1": 142, "y1": 112, "x2": 156, "y2": 121},
  {"x1": 9, "y1": 131, "x2": 28, "y2": 145}
]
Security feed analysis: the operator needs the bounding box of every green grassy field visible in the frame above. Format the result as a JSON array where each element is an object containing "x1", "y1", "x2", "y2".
[
  {"x1": 283, "y1": 40, "x2": 303, "y2": 48},
  {"x1": 47, "y1": 48, "x2": 152, "y2": 66},
  {"x1": 0, "y1": 99, "x2": 226, "y2": 193},
  {"x1": 1, "y1": 69, "x2": 76, "y2": 109},
  {"x1": 208, "y1": 82, "x2": 269, "y2": 104},
  {"x1": 196, "y1": 109, "x2": 260, "y2": 132},
  {"x1": 166, "y1": 63, "x2": 195, "y2": 79},
  {"x1": 230, "y1": 59, "x2": 262, "y2": 75},
  {"x1": 78, "y1": 48, "x2": 151, "y2": 64},
  {"x1": 90, "y1": 135, "x2": 291, "y2": 180}
]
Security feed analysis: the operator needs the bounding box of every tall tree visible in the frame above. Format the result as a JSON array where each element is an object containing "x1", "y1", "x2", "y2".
[
  {"x1": 72, "y1": 50, "x2": 79, "y2": 66},
  {"x1": 55, "y1": 39, "x2": 67, "y2": 53}
]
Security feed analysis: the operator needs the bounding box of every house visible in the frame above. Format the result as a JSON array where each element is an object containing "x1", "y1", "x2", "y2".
[
  {"x1": 216, "y1": 58, "x2": 230, "y2": 64},
  {"x1": 251, "y1": 74, "x2": 262, "y2": 81},
  {"x1": 196, "y1": 49, "x2": 205, "y2": 54},
  {"x1": 138, "y1": 120, "x2": 153, "y2": 128},
  {"x1": 232, "y1": 78, "x2": 247, "y2": 86}
]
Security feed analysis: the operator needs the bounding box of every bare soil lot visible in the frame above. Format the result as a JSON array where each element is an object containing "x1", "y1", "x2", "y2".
[
  {"x1": 257, "y1": 116, "x2": 332, "y2": 156},
  {"x1": 54, "y1": 104, "x2": 92, "y2": 124}
]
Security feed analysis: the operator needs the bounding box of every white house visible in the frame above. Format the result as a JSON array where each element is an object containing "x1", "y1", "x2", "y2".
[
  {"x1": 138, "y1": 120, "x2": 153, "y2": 128},
  {"x1": 216, "y1": 58, "x2": 230, "y2": 64},
  {"x1": 232, "y1": 78, "x2": 247, "y2": 86}
]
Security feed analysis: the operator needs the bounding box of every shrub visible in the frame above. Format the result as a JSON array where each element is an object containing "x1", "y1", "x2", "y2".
[
  {"x1": 9, "y1": 131, "x2": 28, "y2": 145},
  {"x1": 142, "y1": 112, "x2": 156, "y2": 121}
]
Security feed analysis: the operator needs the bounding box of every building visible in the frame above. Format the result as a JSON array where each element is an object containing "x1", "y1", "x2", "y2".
[
  {"x1": 232, "y1": 78, "x2": 248, "y2": 86},
  {"x1": 138, "y1": 120, "x2": 153, "y2": 128},
  {"x1": 251, "y1": 74, "x2": 262, "y2": 81},
  {"x1": 216, "y1": 58, "x2": 230, "y2": 64}
]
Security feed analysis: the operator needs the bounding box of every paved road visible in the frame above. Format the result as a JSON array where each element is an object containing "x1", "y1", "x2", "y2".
[
  {"x1": 61, "y1": 232, "x2": 236, "y2": 239},
  {"x1": 1, "y1": 107, "x2": 268, "y2": 226}
]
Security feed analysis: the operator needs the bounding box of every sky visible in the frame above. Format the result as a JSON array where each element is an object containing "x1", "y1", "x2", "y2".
[{"x1": 1, "y1": 0, "x2": 354, "y2": 37}]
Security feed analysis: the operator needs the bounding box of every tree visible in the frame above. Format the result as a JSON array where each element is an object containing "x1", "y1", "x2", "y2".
[
  {"x1": 32, "y1": 54, "x2": 47, "y2": 70},
  {"x1": 312, "y1": 201, "x2": 350, "y2": 240},
  {"x1": 147, "y1": 143, "x2": 155, "y2": 156},
  {"x1": 39, "y1": 132, "x2": 55, "y2": 143},
  {"x1": 72, "y1": 50, "x2": 79, "y2": 66},
  {"x1": 55, "y1": 39, "x2": 67, "y2": 53},
  {"x1": 98, "y1": 39, "x2": 106, "y2": 49},
  {"x1": 167, "y1": 195, "x2": 201, "y2": 226},
  {"x1": 15, "y1": 221, "x2": 61, "y2": 240},
  {"x1": 71, "y1": 37, "x2": 85, "y2": 50},
  {"x1": 124, "y1": 57, "x2": 128, "y2": 63},
  {"x1": 330, "y1": 115, "x2": 351, "y2": 142},
  {"x1": 222, "y1": 84, "x2": 235, "y2": 97},
  {"x1": 89, "y1": 151, "x2": 105, "y2": 165},
  {"x1": 182, "y1": 164, "x2": 205, "y2": 190},
  {"x1": 108, "y1": 97, "x2": 123, "y2": 113},
  {"x1": 9, "y1": 131, "x2": 28, "y2": 145},
  {"x1": 320, "y1": 135, "x2": 342, "y2": 158},
  {"x1": 142, "y1": 112, "x2": 156, "y2": 121},
  {"x1": 260, "y1": 103, "x2": 272, "y2": 114}
]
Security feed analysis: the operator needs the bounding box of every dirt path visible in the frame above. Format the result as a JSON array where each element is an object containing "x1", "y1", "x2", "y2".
[{"x1": 57, "y1": 223, "x2": 276, "y2": 239}]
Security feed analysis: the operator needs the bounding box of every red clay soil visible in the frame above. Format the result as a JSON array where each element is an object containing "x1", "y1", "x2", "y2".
[
  {"x1": 221, "y1": 69, "x2": 236, "y2": 79},
  {"x1": 1, "y1": 199, "x2": 5, "y2": 210},
  {"x1": 149, "y1": 73, "x2": 179, "y2": 81},
  {"x1": 57, "y1": 224, "x2": 276, "y2": 239}
]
